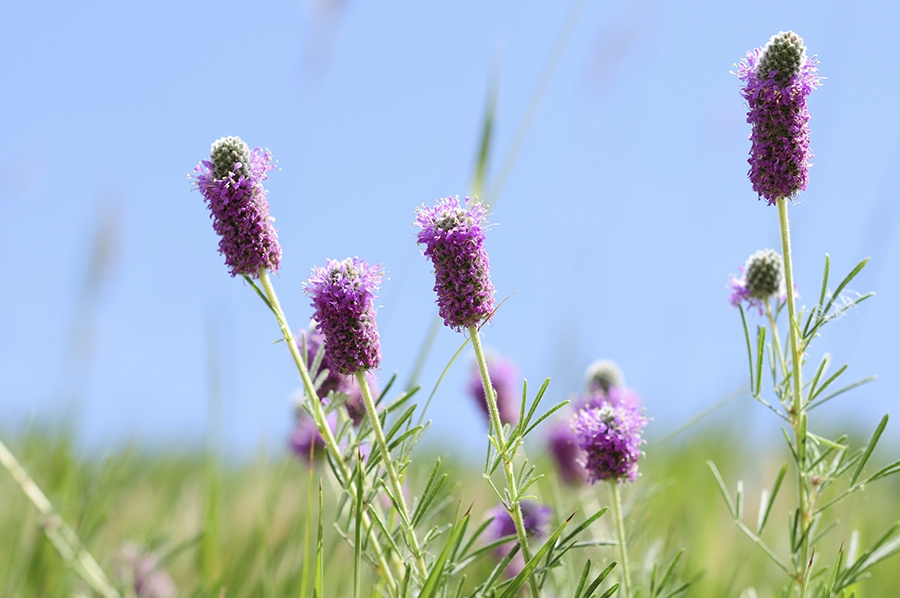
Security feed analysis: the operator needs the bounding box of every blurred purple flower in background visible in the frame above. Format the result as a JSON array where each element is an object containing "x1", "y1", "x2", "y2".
[
  {"x1": 289, "y1": 411, "x2": 337, "y2": 461},
  {"x1": 305, "y1": 257, "x2": 383, "y2": 375},
  {"x1": 467, "y1": 352, "x2": 519, "y2": 425},
  {"x1": 735, "y1": 31, "x2": 820, "y2": 204},
  {"x1": 547, "y1": 421, "x2": 588, "y2": 485},
  {"x1": 416, "y1": 196, "x2": 495, "y2": 331},
  {"x1": 192, "y1": 136, "x2": 281, "y2": 277},
  {"x1": 112, "y1": 544, "x2": 177, "y2": 598},
  {"x1": 485, "y1": 500, "x2": 552, "y2": 575}
]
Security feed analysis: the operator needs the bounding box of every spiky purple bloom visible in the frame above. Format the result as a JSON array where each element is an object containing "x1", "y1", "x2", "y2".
[
  {"x1": 547, "y1": 420, "x2": 589, "y2": 485},
  {"x1": 193, "y1": 136, "x2": 281, "y2": 277},
  {"x1": 467, "y1": 353, "x2": 519, "y2": 425},
  {"x1": 415, "y1": 196, "x2": 495, "y2": 331},
  {"x1": 572, "y1": 400, "x2": 648, "y2": 483},
  {"x1": 735, "y1": 31, "x2": 820, "y2": 204},
  {"x1": 305, "y1": 258, "x2": 383, "y2": 375}
]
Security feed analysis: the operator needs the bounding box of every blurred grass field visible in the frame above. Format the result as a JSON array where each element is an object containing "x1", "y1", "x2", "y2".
[{"x1": 2, "y1": 420, "x2": 897, "y2": 597}]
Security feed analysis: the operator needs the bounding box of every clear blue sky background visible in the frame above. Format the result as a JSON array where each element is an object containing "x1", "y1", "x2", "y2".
[{"x1": 2, "y1": 0, "x2": 897, "y2": 460}]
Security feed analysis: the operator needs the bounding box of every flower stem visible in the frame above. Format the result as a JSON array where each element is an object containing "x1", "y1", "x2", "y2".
[
  {"x1": 257, "y1": 268, "x2": 398, "y2": 590},
  {"x1": 469, "y1": 324, "x2": 539, "y2": 598},
  {"x1": 764, "y1": 297, "x2": 789, "y2": 382},
  {"x1": 776, "y1": 198, "x2": 809, "y2": 587},
  {"x1": 610, "y1": 481, "x2": 631, "y2": 598},
  {"x1": 357, "y1": 371, "x2": 429, "y2": 580}
]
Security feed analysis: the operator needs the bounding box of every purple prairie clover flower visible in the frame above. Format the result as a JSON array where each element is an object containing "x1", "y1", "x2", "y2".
[
  {"x1": 467, "y1": 352, "x2": 519, "y2": 425},
  {"x1": 289, "y1": 411, "x2": 337, "y2": 461},
  {"x1": 577, "y1": 385, "x2": 642, "y2": 413},
  {"x1": 305, "y1": 257, "x2": 383, "y2": 375},
  {"x1": 729, "y1": 249, "x2": 788, "y2": 315},
  {"x1": 486, "y1": 500, "x2": 552, "y2": 576},
  {"x1": 547, "y1": 420, "x2": 589, "y2": 485},
  {"x1": 415, "y1": 196, "x2": 496, "y2": 331},
  {"x1": 735, "y1": 31, "x2": 821, "y2": 204},
  {"x1": 193, "y1": 136, "x2": 281, "y2": 277},
  {"x1": 572, "y1": 400, "x2": 648, "y2": 483}
]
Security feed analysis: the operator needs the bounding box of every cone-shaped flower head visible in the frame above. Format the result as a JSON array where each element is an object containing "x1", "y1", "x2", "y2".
[
  {"x1": 735, "y1": 31, "x2": 820, "y2": 204},
  {"x1": 585, "y1": 359, "x2": 625, "y2": 395},
  {"x1": 305, "y1": 257, "x2": 383, "y2": 375},
  {"x1": 571, "y1": 399, "x2": 648, "y2": 483},
  {"x1": 193, "y1": 136, "x2": 281, "y2": 277},
  {"x1": 415, "y1": 196, "x2": 495, "y2": 331},
  {"x1": 729, "y1": 248, "x2": 786, "y2": 315},
  {"x1": 467, "y1": 352, "x2": 519, "y2": 425}
]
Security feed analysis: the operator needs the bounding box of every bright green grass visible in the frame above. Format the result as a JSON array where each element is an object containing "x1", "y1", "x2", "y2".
[{"x1": 2, "y1": 423, "x2": 897, "y2": 597}]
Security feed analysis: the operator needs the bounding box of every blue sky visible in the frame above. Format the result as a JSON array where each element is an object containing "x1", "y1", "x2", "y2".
[{"x1": 2, "y1": 0, "x2": 898, "y2": 460}]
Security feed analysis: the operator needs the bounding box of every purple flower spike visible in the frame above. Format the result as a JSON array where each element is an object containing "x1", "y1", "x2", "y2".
[
  {"x1": 548, "y1": 420, "x2": 589, "y2": 485},
  {"x1": 572, "y1": 399, "x2": 648, "y2": 483},
  {"x1": 305, "y1": 257, "x2": 383, "y2": 375},
  {"x1": 486, "y1": 500, "x2": 552, "y2": 577},
  {"x1": 289, "y1": 411, "x2": 337, "y2": 461},
  {"x1": 735, "y1": 31, "x2": 820, "y2": 204},
  {"x1": 467, "y1": 353, "x2": 519, "y2": 425},
  {"x1": 193, "y1": 136, "x2": 282, "y2": 277},
  {"x1": 416, "y1": 196, "x2": 496, "y2": 331}
]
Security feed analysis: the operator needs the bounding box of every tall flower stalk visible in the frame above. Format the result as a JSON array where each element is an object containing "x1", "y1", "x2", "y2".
[
  {"x1": 305, "y1": 258, "x2": 429, "y2": 581},
  {"x1": 416, "y1": 196, "x2": 539, "y2": 598},
  {"x1": 193, "y1": 138, "x2": 398, "y2": 589}
]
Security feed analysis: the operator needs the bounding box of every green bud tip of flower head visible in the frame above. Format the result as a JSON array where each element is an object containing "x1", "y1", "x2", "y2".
[
  {"x1": 758, "y1": 31, "x2": 807, "y2": 85},
  {"x1": 210, "y1": 136, "x2": 252, "y2": 181},
  {"x1": 585, "y1": 359, "x2": 625, "y2": 394},
  {"x1": 745, "y1": 249, "x2": 784, "y2": 299}
]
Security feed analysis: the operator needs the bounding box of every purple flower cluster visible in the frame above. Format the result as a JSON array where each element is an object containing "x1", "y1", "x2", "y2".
[
  {"x1": 289, "y1": 410, "x2": 337, "y2": 461},
  {"x1": 467, "y1": 352, "x2": 519, "y2": 425},
  {"x1": 297, "y1": 326, "x2": 374, "y2": 423},
  {"x1": 547, "y1": 422, "x2": 589, "y2": 485},
  {"x1": 735, "y1": 31, "x2": 820, "y2": 204},
  {"x1": 193, "y1": 136, "x2": 282, "y2": 277},
  {"x1": 486, "y1": 500, "x2": 551, "y2": 542},
  {"x1": 305, "y1": 258, "x2": 383, "y2": 376},
  {"x1": 415, "y1": 196, "x2": 495, "y2": 332},
  {"x1": 571, "y1": 399, "x2": 648, "y2": 483},
  {"x1": 112, "y1": 544, "x2": 177, "y2": 598}
]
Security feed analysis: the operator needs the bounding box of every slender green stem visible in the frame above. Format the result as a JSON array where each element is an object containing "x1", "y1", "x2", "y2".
[
  {"x1": 610, "y1": 481, "x2": 632, "y2": 598},
  {"x1": 469, "y1": 324, "x2": 540, "y2": 598},
  {"x1": 357, "y1": 371, "x2": 429, "y2": 580},
  {"x1": 0, "y1": 437, "x2": 120, "y2": 598},
  {"x1": 764, "y1": 297, "x2": 789, "y2": 383},
  {"x1": 257, "y1": 268, "x2": 398, "y2": 590},
  {"x1": 776, "y1": 198, "x2": 810, "y2": 589}
]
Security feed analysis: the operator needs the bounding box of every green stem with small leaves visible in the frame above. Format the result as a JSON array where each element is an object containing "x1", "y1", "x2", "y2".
[
  {"x1": 469, "y1": 324, "x2": 539, "y2": 598},
  {"x1": 257, "y1": 268, "x2": 398, "y2": 590},
  {"x1": 776, "y1": 198, "x2": 810, "y2": 590},
  {"x1": 357, "y1": 371, "x2": 429, "y2": 580}
]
